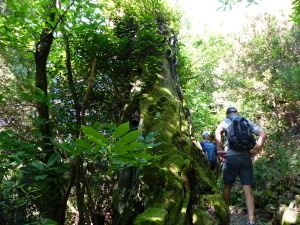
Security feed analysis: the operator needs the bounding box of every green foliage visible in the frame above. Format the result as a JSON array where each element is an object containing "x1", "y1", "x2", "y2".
[
  {"x1": 26, "y1": 218, "x2": 58, "y2": 225},
  {"x1": 1, "y1": 0, "x2": 178, "y2": 223},
  {"x1": 45, "y1": 0, "x2": 181, "y2": 135},
  {"x1": 217, "y1": 0, "x2": 260, "y2": 10},
  {"x1": 6, "y1": 0, "x2": 300, "y2": 223},
  {"x1": 252, "y1": 135, "x2": 300, "y2": 214},
  {"x1": 179, "y1": 34, "x2": 232, "y2": 134},
  {"x1": 112, "y1": 122, "x2": 130, "y2": 138},
  {"x1": 217, "y1": 14, "x2": 300, "y2": 132},
  {"x1": 207, "y1": 13, "x2": 300, "y2": 220},
  {"x1": 0, "y1": 122, "x2": 161, "y2": 224},
  {"x1": 292, "y1": 0, "x2": 300, "y2": 24},
  {"x1": 0, "y1": 129, "x2": 68, "y2": 224},
  {"x1": 0, "y1": 0, "x2": 72, "y2": 51},
  {"x1": 58, "y1": 122, "x2": 161, "y2": 170}
]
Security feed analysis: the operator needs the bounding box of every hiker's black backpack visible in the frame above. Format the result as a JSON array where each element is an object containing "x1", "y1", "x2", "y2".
[{"x1": 226, "y1": 116, "x2": 256, "y2": 152}]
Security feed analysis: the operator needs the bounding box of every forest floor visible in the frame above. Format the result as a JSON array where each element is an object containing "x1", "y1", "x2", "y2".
[
  {"x1": 229, "y1": 206, "x2": 248, "y2": 225},
  {"x1": 229, "y1": 206, "x2": 272, "y2": 225},
  {"x1": 230, "y1": 214, "x2": 248, "y2": 225}
]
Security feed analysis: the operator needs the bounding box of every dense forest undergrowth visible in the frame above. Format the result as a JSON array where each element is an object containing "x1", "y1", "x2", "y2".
[{"x1": 0, "y1": 0, "x2": 300, "y2": 224}]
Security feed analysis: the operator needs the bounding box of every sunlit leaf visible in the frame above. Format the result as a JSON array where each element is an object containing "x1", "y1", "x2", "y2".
[
  {"x1": 115, "y1": 129, "x2": 142, "y2": 146},
  {"x1": 82, "y1": 125, "x2": 108, "y2": 145},
  {"x1": 112, "y1": 122, "x2": 129, "y2": 138}
]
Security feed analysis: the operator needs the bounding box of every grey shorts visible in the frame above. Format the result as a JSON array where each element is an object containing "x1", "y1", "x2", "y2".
[{"x1": 223, "y1": 154, "x2": 254, "y2": 186}]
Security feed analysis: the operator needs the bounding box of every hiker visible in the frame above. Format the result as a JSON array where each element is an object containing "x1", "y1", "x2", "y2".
[
  {"x1": 200, "y1": 131, "x2": 217, "y2": 170},
  {"x1": 215, "y1": 107, "x2": 267, "y2": 225}
]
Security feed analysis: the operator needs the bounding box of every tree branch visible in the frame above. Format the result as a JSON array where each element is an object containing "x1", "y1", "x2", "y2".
[
  {"x1": 80, "y1": 58, "x2": 97, "y2": 126},
  {"x1": 35, "y1": 1, "x2": 74, "y2": 49},
  {"x1": 50, "y1": 0, "x2": 74, "y2": 35}
]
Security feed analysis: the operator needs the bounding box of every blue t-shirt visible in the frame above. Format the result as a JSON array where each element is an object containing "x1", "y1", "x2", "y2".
[{"x1": 201, "y1": 140, "x2": 217, "y2": 168}]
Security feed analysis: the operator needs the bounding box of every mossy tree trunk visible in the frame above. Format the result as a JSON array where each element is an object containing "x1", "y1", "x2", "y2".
[{"x1": 112, "y1": 28, "x2": 230, "y2": 225}]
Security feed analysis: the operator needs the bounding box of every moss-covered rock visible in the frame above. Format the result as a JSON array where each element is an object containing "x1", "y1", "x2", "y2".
[
  {"x1": 192, "y1": 209, "x2": 215, "y2": 225},
  {"x1": 281, "y1": 195, "x2": 300, "y2": 225},
  {"x1": 188, "y1": 194, "x2": 229, "y2": 225},
  {"x1": 134, "y1": 208, "x2": 168, "y2": 225},
  {"x1": 281, "y1": 208, "x2": 300, "y2": 225}
]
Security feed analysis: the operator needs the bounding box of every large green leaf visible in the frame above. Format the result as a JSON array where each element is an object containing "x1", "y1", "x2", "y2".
[
  {"x1": 54, "y1": 142, "x2": 76, "y2": 154},
  {"x1": 35, "y1": 174, "x2": 48, "y2": 180},
  {"x1": 82, "y1": 125, "x2": 108, "y2": 146},
  {"x1": 112, "y1": 122, "x2": 129, "y2": 138},
  {"x1": 31, "y1": 160, "x2": 46, "y2": 171},
  {"x1": 112, "y1": 141, "x2": 145, "y2": 154},
  {"x1": 76, "y1": 139, "x2": 92, "y2": 149},
  {"x1": 41, "y1": 218, "x2": 58, "y2": 225},
  {"x1": 47, "y1": 152, "x2": 60, "y2": 167},
  {"x1": 115, "y1": 129, "x2": 142, "y2": 146}
]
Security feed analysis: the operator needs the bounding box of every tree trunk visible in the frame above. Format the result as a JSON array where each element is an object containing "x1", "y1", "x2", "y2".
[
  {"x1": 112, "y1": 29, "x2": 230, "y2": 225},
  {"x1": 35, "y1": 26, "x2": 54, "y2": 155},
  {"x1": 63, "y1": 31, "x2": 81, "y2": 127},
  {"x1": 34, "y1": 3, "x2": 65, "y2": 223}
]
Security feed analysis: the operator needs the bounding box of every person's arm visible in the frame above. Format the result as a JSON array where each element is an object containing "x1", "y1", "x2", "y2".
[
  {"x1": 215, "y1": 127, "x2": 224, "y2": 152},
  {"x1": 200, "y1": 142, "x2": 205, "y2": 153},
  {"x1": 250, "y1": 129, "x2": 267, "y2": 155}
]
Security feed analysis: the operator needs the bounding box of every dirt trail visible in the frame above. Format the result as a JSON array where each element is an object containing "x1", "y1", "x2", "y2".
[
  {"x1": 230, "y1": 213, "x2": 248, "y2": 225},
  {"x1": 229, "y1": 207, "x2": 249, "y2": 225}
]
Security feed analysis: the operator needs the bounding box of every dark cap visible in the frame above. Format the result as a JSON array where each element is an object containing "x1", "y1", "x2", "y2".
[{"x1": 226, "y1": 106, "x2": 238, "y2": 114}]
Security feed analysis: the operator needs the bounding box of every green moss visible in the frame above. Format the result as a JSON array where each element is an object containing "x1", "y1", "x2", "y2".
[
  {"x1": 190, "y1": 194, "x2": 230, "y2": 225},
  {"x1": 133, "y1": 208, "x2": 168, "y2": 225},
  {"x1": 133, "y1": 64, "x2": 229, "y2": 225},
  {"x1": 143, "y1": 159, "x2": 183, "y2": 190},
  {"x1": 174, "y1": 190, "x2": 190, "y2": 225},
  {"x1": 192, "y1": 210, "x2": 216, "y2": 225},
  {"x1": 193, "y1": 162, "x2": 217, "y2": 192},
  {"x1": 198, "y1": 194, "x2": 230, "y2": 225},
  {"x1": 141, "y1": 154, "x2": 190, "y2": 223},
  {"x1": 140, "y1": 86, "x2": 181, "y2": 139},
  {"x1": 156, "y1": 190, "x2": 181, "y2": 210},
  {"x1": 164, "y1": 155, "x2": 190, "y2": 174}
]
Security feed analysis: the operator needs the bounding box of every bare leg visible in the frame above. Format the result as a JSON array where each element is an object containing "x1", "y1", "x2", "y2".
[
  {"x1": 243, "y1": 185, "x2": 255, "y2": 223},
  {"x1": 223, "y1": 184, "x2": 232, "y2": 205}
]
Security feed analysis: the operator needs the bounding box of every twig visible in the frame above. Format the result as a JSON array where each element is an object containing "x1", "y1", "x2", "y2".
[{"x1": 50, "y1": 1, "x2": 74, "y2": 35}]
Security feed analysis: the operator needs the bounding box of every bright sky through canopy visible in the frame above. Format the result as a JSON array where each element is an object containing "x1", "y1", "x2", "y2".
[{"x1": 169, "y1": 0, "x2": 293, "y2": 34}]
